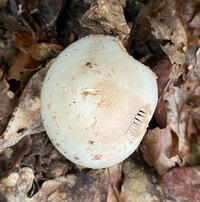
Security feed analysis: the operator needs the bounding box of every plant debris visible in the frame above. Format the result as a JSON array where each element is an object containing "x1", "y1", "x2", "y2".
[{"x1": 0, "y1": 0, "x2": 200, "y2": 201}]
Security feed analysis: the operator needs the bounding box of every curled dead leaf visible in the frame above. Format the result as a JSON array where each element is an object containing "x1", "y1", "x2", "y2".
[
  {"x1": 7, "y1": 51, "x2": 40, "y2": 81},
  {"x1": 0, "y1": 60, "x2": 54, "y2": 152},
  {"x1": 80, "y1": 0, "x2": 130, "y2": 45},
  {"x1": 140, "y1": 125, "x2": 178, "y2": 175},
  {"x1": 153, "y1": 59, "x2": 172, "y2": 128},
  {"x1": 140, "y1": 0, "x2": 187, "y2": 79}
]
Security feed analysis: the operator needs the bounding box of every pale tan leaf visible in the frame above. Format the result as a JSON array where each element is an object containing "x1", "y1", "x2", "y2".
[
  {"x1": 166, "y1": 87, "x2": 190, "y2": 159},
  {"x1": 140, "y1": 125, "x2": 177, "y2": 175}
]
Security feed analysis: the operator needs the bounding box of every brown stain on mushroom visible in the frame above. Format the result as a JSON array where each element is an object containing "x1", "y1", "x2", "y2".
[
  {"x1": 95, "y1": 81, "x2": 116, "y2": 109},
  {"x1": 81, "y1": 91, "x2": 97, "y2": 101},
  {"x1": 74, "y1": 156, "x2": 79, "y2": 160},
  {"x1": 61, "y1": 90, "x2": 67, "y2": 98},
  {"x1": 76, "y1": 113, "x2": 81, "y2": 121},
  {"x1": 71, "y1": 87, "x2": 77, "y2": 94},
  {"x1": 91, "y1": 120, "x2": 97, "y2": 130},
  {"x1": 56, "y1": 143, "x2": 60, "y2": 147},
  {"x1": 47, "y1": 103, "x2": 51, "y2": 109},
  {"x1": 111, "y1": 68, "x2": 115, "y2": 74},
  {"x1": 85, "y1": 62, "x2": 92, "y2": 68},
  {"x1": 52, "y1": 116, "x2": 56, "y2": 122},
  {"x1": 89, "y1": 140, "x2": 95, "y2": 145},
  {"x1": 107, "y1": 73, "x2": 112, "y2": 77},
  {"x1": 93, "y1": 154, "x2": 102, "y2": 160}
]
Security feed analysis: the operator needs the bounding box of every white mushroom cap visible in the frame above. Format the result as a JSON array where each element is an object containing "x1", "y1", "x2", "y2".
[{"x1": 41, "y1": 35, "x2": 158, "y2": 169}]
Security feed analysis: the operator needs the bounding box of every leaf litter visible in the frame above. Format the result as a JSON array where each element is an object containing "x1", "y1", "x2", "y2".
[{"x1": 1, "y1": 0, "x2": 200, "y2": 201}]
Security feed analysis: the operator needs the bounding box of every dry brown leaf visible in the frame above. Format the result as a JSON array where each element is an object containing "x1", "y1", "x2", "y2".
[
  {"x1": 80, "y1": 0, "x2": 130, "y2": 45},
  {"x1": 140, "y1": 125, "x2": 177, "y2": 175},
  {"x1": 0, "y1": 69, "x2": 17, "y2": 118},
  {"x1": 120, "y1": 159, "x2": 165, "y2": 202},
  {"x1": 161, "y1": 166, "x2": 200, "y2": 202},
  {"x1": 140, "y1": 0, "x2": 187, "y2": 80},
  {"x1": 0, "y1": 60, "x2": 55, "y2": 152},
  {"x1": 0, "y1": 167, "x2": 34, "y2": 202},
  {"x1": 0, "y1": 136, "x2": 32, "y2": 179},
  {"x1": 7, "y1": 51, "x2": 40, "y2": 81},
  {"x1": 32, "y1": 164, "x2": 122, "y2": 202},
  {"x1": 12, "y1": 32, "x2": 38, "y2": 51}
]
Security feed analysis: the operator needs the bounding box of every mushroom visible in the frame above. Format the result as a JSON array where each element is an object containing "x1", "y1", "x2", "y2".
[{"x1": 41, "y1": 35, "x2": 158, "y2": 169}]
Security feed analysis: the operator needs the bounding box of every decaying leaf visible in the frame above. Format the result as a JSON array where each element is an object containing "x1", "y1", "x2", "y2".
[
  {"x1": 0, "y1": 69, "x2": 17, "y2": 117},
  {"x1": 0, "y1": 60, "x2": 55, "y2": 152},
  {"x1": 0, "y1": 167, "x2": 34, "y2": 202},
  {"x1": 0, "y1": 136, "x2": 32, "y2": 179},
  {"x1": 153, "y1": 59, "x2": 172, "y2": 128},
  {"x1": 32, "y1": 164, "x2": 122, "y2": 201},
  {"x1": 34, "y1": 0, "x2": 63, "y2": 28},
  {"x1": 166, "y1": 87, "x2": 190, "y2": 162},
  {"x1": 0, "y1": 69, "x2": 18, "y2": 135},
  {"x1": 8, "y1": 33, "x2": 63, "y2": 84},
  {"x1": 142, "y1": 63, "x2": 200, "y2": 174},
  {"x1": 80, "y1": 0, "x2": 130, "y2": 45},
  {"x1": 166, "y1": 65, "x2": 200, "y2": 163},
  {"x1": 7, "y1": 51, "x2": 39, "y2": 81},
  {"x1": 140, "y1": 0, "x2": 187, "y2": 79},
  {"x1": 161, "y1": 166, "x2": 200, "y2": 202},
  {"x1": 120, "y1": 159, "x2": 165, "y2": 202},
  {"x1": 12, "y1": 32, "x2": 38, "y2": 51},
  {"x1": 142, "y1": 55, "x2": 200, "y2": 175},
  {"x1": 37, "y1": 142, "x2": 72, "y2": 179},
  {"x1": 140, "y1": 125, "x2": 177, "y2": 175}
]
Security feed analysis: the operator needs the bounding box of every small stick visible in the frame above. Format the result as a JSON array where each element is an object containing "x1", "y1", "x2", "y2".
[{"x1": 107, "y1": 167, "x2": 121, "y2": 202}]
